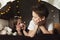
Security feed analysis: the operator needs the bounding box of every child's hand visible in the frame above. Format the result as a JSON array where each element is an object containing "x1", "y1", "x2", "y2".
[
  {"x1": 20, "y1": 23, "x2": 26, "y2": 30},
  {"x1": 38, "y1": 20, "x2": 46, "y2": 26}
]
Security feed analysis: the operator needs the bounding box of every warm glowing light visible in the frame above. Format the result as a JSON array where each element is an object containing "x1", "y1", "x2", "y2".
[
  {"x1": 38, "y1": 0, "x2": 41, "y2": 2},
  {"x1": 6, "y1": 10, "x2": 8, "y2": 12},
  {"x1": 16, "y1": 6, "x2": 19, "y2": 8},
  {"x1": 51, "y1": 10, "x2": 54, "y2": 12},
  {"x1": 19, "y1": 16, "x2": 22, "y2": 18},
  {"x1": 9, "y1": 6, "x2": 11, "y2": 8},
  {"x1": 53, "y1": 15, "x2": 55, "y2": 18},
  {"x1": 17, "y1": 1, "x2": 19, "y2": 3},
  {"x1": 17, "y1": 11, "x2": 20, "y2": 13},
  {"x1": 7, "y1": 9, "x2": 10, "y2": 11},
  {"x1": 1, "y1": 12, "x2": 4, "y2": 15}
]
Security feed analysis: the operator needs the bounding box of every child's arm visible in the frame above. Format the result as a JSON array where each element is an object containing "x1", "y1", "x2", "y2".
[
  {"x1": 39, "y1": 26, "x2": 53, "y2": 34},
  {"x1": 23, "y1": 25, "x2": 38, "y2": 37}
]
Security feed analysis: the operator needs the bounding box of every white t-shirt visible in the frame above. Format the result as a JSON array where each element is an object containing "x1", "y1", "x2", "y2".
[
  {"x1": 28, "y1": 20, "x2": 53, "y2": 31},
  {"x1": 28, "y1": 20, "x2": 35, "y2": 30},
  {"x1": 48, "y1": 23, "x2": 53, "y2": 31}
]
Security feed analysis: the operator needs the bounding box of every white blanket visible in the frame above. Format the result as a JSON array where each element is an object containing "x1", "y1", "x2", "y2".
[
  {"x1": 42, "y1": 0, "x2": 60, "y2": 9},
  {"x1": 0, "y1": 0, "x2": 15, "y2": 9}
]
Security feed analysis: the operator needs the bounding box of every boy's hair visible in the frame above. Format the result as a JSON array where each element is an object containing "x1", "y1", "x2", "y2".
[{"x1": 32, "y1": 3, "x2": 49, "y2": 18}]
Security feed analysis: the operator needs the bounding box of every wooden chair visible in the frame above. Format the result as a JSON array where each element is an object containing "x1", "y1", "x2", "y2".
[{"x1": 54, "y1": 23, "x2": 60, "y2": 34}]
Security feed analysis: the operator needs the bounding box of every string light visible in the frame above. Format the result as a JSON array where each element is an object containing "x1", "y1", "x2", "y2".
[
  {"x1": 7, "y1": 9, "x2": 10, "y2": 11},
  {"x1": 0, "y1": 6, "x2": 11, "y2": 15},
  {"x1": 17, "y1": 1, "x2": 19, "y2": 3},
  {"x1": 38, "y1": 0, "x2": 41, "y2": 2},
  {"x1": 51, "y1": 10, "x2": 54, "y2": 12},
  {"x1": 6, "y1": 10, "x2": 8, "y2": 12},
  {"x1": 53, "y1": 15, "x2": 55, "y2": 18},
  {"x1": 17, "y1": 11, "x2": 20, "y2": 13},
  {"x1": 14, "y1": 16, "x2": 22, "y2": 19},
  {"x1": 6, "y1": 6, "x2": 11, "y2": 12},
  {"x1": 9, "y1": 6, "x2": 11, "y2": 8},
  {"x1": 19, "y1": 16, "x2": 22, "y2": 18},
  {"x1": 1, "y1": 12, "x2": 4, "y2": 15},
  {"x1": 14, "y1": 16, "x2": 18, "y2": 18},
  {"x1": 16, "y1": 6, "x2": 19, "y2": 8},
  {"x1": 3, "y1": 12, "x2": 5, "y2": 14}
]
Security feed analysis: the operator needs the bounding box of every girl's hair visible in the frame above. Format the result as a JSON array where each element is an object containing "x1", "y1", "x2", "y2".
[
  {"x1": 13, "y1": 17, "x2": 22, "y2": 26},
  {"x1": 9, "y1": 17, "x2": 22, "y2": 32},
  {"x1": 32, "y1": 3, "x2": 49, "y2": 18}
]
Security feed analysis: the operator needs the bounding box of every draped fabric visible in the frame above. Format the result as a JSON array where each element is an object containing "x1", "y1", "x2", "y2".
[
  {"x1": 41, "y1": 0, "x2": 60, "y2": 9},
  {"x1": 0, "y1": 0, "x2": 15, "y2": 9}
]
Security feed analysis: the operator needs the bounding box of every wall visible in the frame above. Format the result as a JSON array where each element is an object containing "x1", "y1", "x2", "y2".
[{"x1": 0, "y1": 19, "x2": 9, "y2": 27}]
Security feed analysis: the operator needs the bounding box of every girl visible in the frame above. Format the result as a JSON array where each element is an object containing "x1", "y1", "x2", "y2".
[
  {"x1": 9, "y1": 16, "x2": 25, "y2": 35},
  {"x1": 22, "y1": 3, "x2": 53, "y2": 38}
]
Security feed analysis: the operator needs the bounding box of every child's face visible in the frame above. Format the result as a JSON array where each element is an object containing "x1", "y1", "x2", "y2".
[
  {"x1": 16, "y1": 19, "x2": 22, "y2": 30},
  {"x1": 16, "y1": 19, "x2": 22, "y2": 27},
  {"x1": 32, "y1": 11, "x2": 42, "y2": 24},
  {"x1": 16, "y1": 19, "x2": 25, "y2": 30}
]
